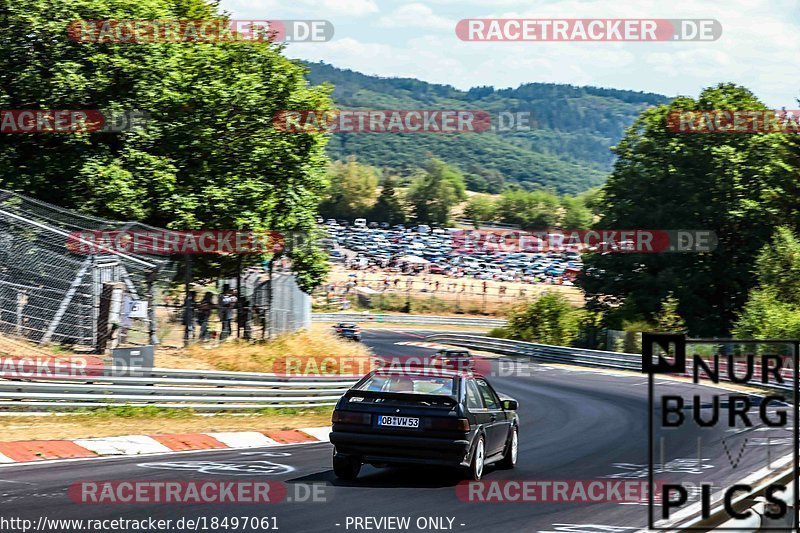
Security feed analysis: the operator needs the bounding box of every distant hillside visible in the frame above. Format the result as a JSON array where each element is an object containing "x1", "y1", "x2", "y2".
[{"x1": 303, "y1": 62, "x2": 671, "y2": 194}]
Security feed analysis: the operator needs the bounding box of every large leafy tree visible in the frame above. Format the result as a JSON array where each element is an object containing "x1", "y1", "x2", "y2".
[
  {"x1": 369, "y1": 174, "x2": 406, "y2": 225},
  {"x1": 579, "y1": 84, "x2": 800, "y2": 336},
  {"x1": 495, "y1": 189, "x2": 560, "y2": 229},
  {"x1": 733, "y1": 227, "x2": 800, "y2": 339},
  {"x1": 406, "y1": 158, "x2": 466, "y2": 225},
  {"x1": 0, "y1": 0, "x2": 333, "y2": 288},
  {"x1": 318, "y1": 157, "x2": 379, "y2": 220}
]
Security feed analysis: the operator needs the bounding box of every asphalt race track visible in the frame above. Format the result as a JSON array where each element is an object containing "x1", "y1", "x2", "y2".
[{"x1": 0, "y1": 329, "x2": 794, "y2": 533}]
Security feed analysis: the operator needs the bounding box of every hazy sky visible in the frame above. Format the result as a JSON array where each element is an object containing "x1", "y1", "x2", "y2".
[{"x1": 219, "y1": 0, "x2": 800, "y2": 107}]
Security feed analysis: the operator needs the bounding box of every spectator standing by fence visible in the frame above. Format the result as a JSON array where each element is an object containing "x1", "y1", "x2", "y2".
[
  {"x1": 219, "y1": 286, "x2": 237, "y2": 341},
  {"x1": 238, "y1": 296, "x2": 252, "y2": 340},
  {"x1": 196, "y1": 292, "x2": 214, "y2": 341}
]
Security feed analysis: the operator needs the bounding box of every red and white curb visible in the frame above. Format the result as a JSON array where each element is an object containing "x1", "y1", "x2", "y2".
[{"x1": 0, "y1": 427, "x2": 331, "y2": 464}]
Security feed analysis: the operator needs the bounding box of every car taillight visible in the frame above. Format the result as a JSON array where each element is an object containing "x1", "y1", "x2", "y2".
[
  {"x1": 332, "y1": 410, "x2": 371, "y2": 425},
  {"x1": 354, "y1": 328, "x2": 360, "y2": 333},
  {"x1": 429, "y1": 418, "x2": 470, "y2": 432}
]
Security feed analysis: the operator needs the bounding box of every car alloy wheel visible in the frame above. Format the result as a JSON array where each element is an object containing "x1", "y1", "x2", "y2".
[{"x1": 470, "y1": 437, "x2": 485, "y2": 480}]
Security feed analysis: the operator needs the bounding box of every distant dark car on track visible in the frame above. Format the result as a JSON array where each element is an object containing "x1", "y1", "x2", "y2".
[
  {"x1": 333, "y1": 322, "x2": 361, "y2": 341},
  {"x1": 330, "y1": 367, "x2": 519, "y2": 481},
  {"x1": 430, "y1": 349, "x2": 474, "y2": 371}
]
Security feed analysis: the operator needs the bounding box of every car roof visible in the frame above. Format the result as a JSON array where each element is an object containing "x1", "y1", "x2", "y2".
[{"x1": 369, "y1": 366, "x2": 481, "y2": 379}]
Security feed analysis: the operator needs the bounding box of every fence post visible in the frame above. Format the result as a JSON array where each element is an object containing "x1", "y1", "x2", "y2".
[
  {"x1": 96, "y1": 281, "x2": 125, "y2": 354},
  {"x1": 15, "y1": 289, "x2": 24, "y2": 336}
]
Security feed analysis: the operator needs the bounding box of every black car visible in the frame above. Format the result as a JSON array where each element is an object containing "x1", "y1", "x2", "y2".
[
  {"x1": 333, "y1": 322, "x2": 361, "y2": 341},
  {"x1": 330, "y1": 367, "x2": 519, "y2": 480}
]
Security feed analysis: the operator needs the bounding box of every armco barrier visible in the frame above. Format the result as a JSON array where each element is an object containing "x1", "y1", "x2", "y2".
[
  {"x1": 313, "y1": 313, "x2": 507, "y2": 327},
  {"x1": 0, "y1": 367, "x2": 358, "y2": 412}
]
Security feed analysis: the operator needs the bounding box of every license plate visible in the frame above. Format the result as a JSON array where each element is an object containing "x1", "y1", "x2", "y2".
[{"x1": 377, "y1": 415, "x2": 420, "y2": 428}]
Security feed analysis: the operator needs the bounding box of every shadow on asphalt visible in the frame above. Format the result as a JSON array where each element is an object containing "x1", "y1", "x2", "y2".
[{"x1": 288, "y1": 464, "x2": 495, "y2": 488}]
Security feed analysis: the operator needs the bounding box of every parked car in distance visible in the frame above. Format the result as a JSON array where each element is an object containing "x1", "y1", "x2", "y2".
[
  {"x1": 330, "y1": 367, "x2": 519, "y2": 480},
  {"x1": 353, "y1": 218, "x2": 367, "y2": 229},
  {"x1": 333, "y1": 322, "x2": 361, "y2": 341}
]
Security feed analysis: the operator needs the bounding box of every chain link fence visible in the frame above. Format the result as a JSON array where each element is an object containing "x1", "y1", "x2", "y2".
[{"x1": 0, "y1": 190, "x2": 173, "y2": 349}]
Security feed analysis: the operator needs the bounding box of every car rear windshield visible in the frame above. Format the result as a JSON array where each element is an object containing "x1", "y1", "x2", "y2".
[{"x1": 357, "y1": 375, "x2": 456, "y2": 396}]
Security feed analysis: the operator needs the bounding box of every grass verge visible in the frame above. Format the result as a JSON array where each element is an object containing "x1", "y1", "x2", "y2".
[{"x1": 0, "y1": 406, "x2": 334, "y2": 441}]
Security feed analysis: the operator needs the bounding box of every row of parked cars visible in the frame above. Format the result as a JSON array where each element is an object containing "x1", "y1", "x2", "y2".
[{"x1": 321, "y1": 221, "x2": 582, "y2": 283}]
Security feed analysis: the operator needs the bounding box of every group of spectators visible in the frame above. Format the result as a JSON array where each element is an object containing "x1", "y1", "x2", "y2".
[{"x1": 182, "y1": 285, "x2": 253, "y2": 341}]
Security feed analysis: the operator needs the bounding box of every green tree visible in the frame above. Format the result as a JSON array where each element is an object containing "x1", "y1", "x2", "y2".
[
  {"x1": 495, "y1": 189, "x2": 560, "y2": 228},
  {"x1": 463, "y1": 195, "x2": 497, "y2": 226},
  {"x1": 560, "y1": 195, "x2": 593, "y2": 229},
  {"x1": 733, "y1": 227, "x2": 800, "y2": 338},
  {"x1": 319, "y1": 157, "x2": 380, "y2": 220},
  {"x1": 0, "y1": 0, "x2": 334, "y2": 290},
  {"x1": 369, "y1": 174, "x2": 406, "y2": 224},
  {"x1": 579, "y1": 84, "x2": 800, "y2": 336},
  {"x1": 406, "y1": 158, "x2": 466, "y2": 225},
  {"x1": 654, "y1": 293, "x2": 687, "y2": 333},
  {"x1": 503, "y1": 292, "x2": 585, "y2": 346}
]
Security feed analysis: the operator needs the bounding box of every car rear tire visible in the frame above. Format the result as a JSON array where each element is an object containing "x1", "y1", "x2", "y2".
[
  {"x1": 465, "y1": 436, "x2": 486, "y2": 480},
  {"x1": 498, "y1": 426, "x2": 518, "y2": 469},
  {"x1": 333, "y1": 452, "x2": 361, "y2": 480}
]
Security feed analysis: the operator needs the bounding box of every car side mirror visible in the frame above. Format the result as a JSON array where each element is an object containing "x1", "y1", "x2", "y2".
[{"x1": 502, "y1": 399, "x2": 518, "y2": 411}]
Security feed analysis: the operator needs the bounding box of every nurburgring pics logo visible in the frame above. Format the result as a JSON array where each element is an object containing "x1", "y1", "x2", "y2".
[
  {"x1": 667, "y1": 110, "x2": 800, "y2": 133},
  {"x1": 68, "y1": 20, "x2": 333, "y2": 43},
  {"x1": 455, "y1": 19, "x2": 721, "y2": 42},
  {"x1": 644, "y1": 334, "x2": 799, "y2": 530}
]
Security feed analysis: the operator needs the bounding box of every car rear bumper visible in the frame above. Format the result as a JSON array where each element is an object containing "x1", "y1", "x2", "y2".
[{"x1": 330, "y1": 431, "x2": 471, "y2": 466}]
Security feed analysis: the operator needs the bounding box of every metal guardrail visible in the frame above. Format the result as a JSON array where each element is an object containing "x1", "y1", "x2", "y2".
[
  {"x1": 424, "y1": 333, "x2": 641, "y2": 371},
  {"x1": 0, "y1": 367, "x2": 359, "y2": 412},
  {"x1": 313, "y1": 313, "x2": 507, "y2": 327}
]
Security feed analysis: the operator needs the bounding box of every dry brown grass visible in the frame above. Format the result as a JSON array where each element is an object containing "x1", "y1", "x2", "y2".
[
  {"x1": 0, "y1": 410, "x2": 333, "y2": 441},
  {"x1": 182, "y1": 330, "x2": 373, "y2": 374},
  {"x1": 326, "y1": 267, "x2": 584, "y2": 308}
]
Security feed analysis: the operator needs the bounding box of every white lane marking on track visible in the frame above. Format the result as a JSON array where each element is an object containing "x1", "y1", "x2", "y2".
[
  {"x1": 138, "y1": 460, "x2": 295, "y2": 476},
  {"x1": 74, "y1": 435, "x2": 172, "y2": 455},
  {"x1": 207, "y1": 432, "x2": 279, "y2": 448},
  {"x1": 298, "y1": 427, "x2": 331, "y2": 442}
]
